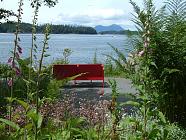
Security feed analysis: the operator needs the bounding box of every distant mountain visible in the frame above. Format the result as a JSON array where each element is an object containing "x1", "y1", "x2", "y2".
[{"x1": 94, "y1": 24, "x2": 124, "y2": 32}]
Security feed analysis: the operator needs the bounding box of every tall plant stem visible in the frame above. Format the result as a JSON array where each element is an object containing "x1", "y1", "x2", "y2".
[
  {"x1": 28, "y1": 4, "x2": 39, "y2": 139},
  {"x1": 9, "y1": 0, "x2": 23, "y2": 133},
  {"x1": 142, "y1": 2, "x2": 152, "y2": 135},
  {"x1": 29, "y1": 0, "x2": 39, "y2": 94},
  {"x1": 143, "y1": 39, "x2": 148, "y2": 140},
  {"x1": 35, "y1": 25, "x2": 50, "y2": 140}
]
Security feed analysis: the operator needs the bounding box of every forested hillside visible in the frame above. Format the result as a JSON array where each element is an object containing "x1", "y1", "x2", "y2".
[
  {"x1": 99, "y1": 30, "x2": 138, "y2": 35},
  {"x1": 0, "y1": 22, "x2": 97, "y2": 34}
]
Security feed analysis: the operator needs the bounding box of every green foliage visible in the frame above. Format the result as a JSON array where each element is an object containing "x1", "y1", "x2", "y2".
[
  {"x1": 46, "y1": 79, "x2": 65, "y2": 99},
  {"x1": 145, "y1": 0, "x2": 186, "y2": 126},
  {"x1": 167, "y1": 124, "x2": 186, "y2": 140},
  {"x1": 113, "y1": 0, "x2": 186, "y2": 127},
  {"x1": 104, "y1": 52, "x2": 127, "y2": 77},
  {"x1": 105, "y1": 44, "x2": 127, "y2": 72},
  {"x1": 0, "y1": 118, "x2": 20, "y2": 131},
  {"x1": 99, "y1": 30, "x2": 138, "y2": 35},
  {"x1": 107, "y1": 0, "x2": 186, "y2": 139},
  {"x1": 43, "y1": 0, "x2": 58, "y2": 7},
  {"x1": 63, "y1": 48, "x2": 72, "y2": 64},
  {"x1": 50, "y1": 24, "x2": 97, "y2": 34},
  {"x1": 108, "y1": 80, "x2": 121, "y2": 140},
  {"x1": 0, "y1": 5, "x2": 15, "y2": 23},
  {"x1": 0, "y1": 63, "x2": 11, "y2": 115},
  {"x1": 53, "y1": 48, "x2": 72, "y2": 64},
  {"x1": 0, "y1": 22, "x2": 97, "y2": 34}
]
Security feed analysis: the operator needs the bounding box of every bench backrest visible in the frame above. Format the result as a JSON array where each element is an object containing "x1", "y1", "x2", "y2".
[{"x1": 53, "y1": 64, "x2": 104, "y2": 80}]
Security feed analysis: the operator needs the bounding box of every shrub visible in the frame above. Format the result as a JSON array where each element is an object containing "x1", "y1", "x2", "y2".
[{"x1": 111, "y1": 0, "x2": 186, "y2": 127}]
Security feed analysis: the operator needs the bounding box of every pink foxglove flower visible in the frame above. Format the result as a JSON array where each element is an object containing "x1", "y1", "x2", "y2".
[
  {"x1": 14, "y1": 67, "x2": 21, "y2": 76},
  {"x1": 138, "y1": 50, "x2": 145, "y2": 57},
  {"x1": 8, "y1": 78, "x2": 13, "y2": 87},
  {"x1": 17, "y1": 46, "x2": 22, "y2": 54},
  {"x1": 144, "y1": 41, "x2": 149, "y2": 48},
  {"x1": 12, "y1": 61, "x2": 16, "y2": 68},
  {"x1": 7, "y1": 57, "x2": 13, "y2": 64},
  {"x1": 15, "y1": 52, "x2": 20, "y2": 59},
  {"x1": 144, "y1": 35, "x2": 150, "y2": 48}
]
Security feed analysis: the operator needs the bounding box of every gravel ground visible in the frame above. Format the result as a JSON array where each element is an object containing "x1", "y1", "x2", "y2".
[{"x1": 60, "y1": 77, "x2": 137, "y2": 102}]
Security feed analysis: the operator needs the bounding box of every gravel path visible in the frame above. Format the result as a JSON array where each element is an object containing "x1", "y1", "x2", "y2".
[{"x1": 60, "y1": 77, "x2": 137, "y2": 102}]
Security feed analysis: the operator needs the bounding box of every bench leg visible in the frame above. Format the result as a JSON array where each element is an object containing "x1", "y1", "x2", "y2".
[
  {"x1": 101, "y1": 79, "x2": 104, "y2": 95},
  {"x1": 74, "y1": 80, "x2": 77, "y2": 84}
]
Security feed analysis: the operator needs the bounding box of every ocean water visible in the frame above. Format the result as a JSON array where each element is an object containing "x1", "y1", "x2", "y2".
[{"x1": 0, "y1": 33, "x2": 133, "y2": 64}]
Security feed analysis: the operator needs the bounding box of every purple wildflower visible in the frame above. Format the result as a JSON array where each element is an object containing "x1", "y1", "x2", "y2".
[
  {"x1": 15, "y1": 52, "x2": 20, "y2": 59},
  {"x1": 7, "y1": 57, "x2": 13, "y2": 64},
  {"x1": 14, "y1": 67, "x2": 21, "y2": 76},
  {"x1": 144, "y1": 40, "x2": 149, "y2": 48},
  {"x1": 17, "y1": 46, "x2": 22, "y2": 54},
  {"x1": 8, "y1": 78, "x2": 13, "y2": 87},
  {"x1": 12, "y1": 61, "x2": 16, "y2": 68},
  {"x1": 138, "y1": 50, "x2": 145, "y2": 57}
]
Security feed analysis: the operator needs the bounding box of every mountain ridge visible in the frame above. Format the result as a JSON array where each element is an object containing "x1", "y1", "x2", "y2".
[{"x1": 94, "y1": 24, "x2": 124, "y2": 32}]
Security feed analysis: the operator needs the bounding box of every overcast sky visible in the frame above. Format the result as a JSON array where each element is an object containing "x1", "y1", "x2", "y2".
[{"x1": 0, "y1": 0, "x2": 165, "y2": 30}]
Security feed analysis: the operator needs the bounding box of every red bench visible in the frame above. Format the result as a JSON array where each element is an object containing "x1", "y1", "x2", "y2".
[{"x1": 53, "y1": 64, "x2": 104, "y2": 95}]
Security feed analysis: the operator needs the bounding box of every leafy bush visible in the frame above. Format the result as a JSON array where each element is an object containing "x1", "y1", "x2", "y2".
[
  {"x1": 167, "y1": 124, "x2": 186, "y2": 140},
  {"x1": 110, "y1": 0, "x2": 186, "y2": 127}
]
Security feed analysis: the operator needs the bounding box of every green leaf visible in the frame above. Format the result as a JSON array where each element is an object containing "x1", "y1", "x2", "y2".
[
  {"x1": 137, "y1": 94, "x2": 149, "y2": 101},
  {"x1": 38, "y1": 97, "x2": 52, "y2": 107},
  {"x1": 27, "y1": 109, "x2": 38, "y2": 127},
  {"x1": 121, "y1": 101, "x2": 140, "y2": 107},
  {"x1": 158, "y1": 111, "x2": 166, "y2": 123},
  {"x1": 29, "y1": 79, "x2": 37, "y2": 85},
  {"x1": 148, "y1": 128, "x2": 160, "y2": 139},
  {"x1": 25, "y1": 123, "x2": 33, "y2": 131},
  {"x1": 38, "y1": 135, "x2": 51, "y2": 140},
  {"x1": 0, "y1": 118, "x2": 20, "y2": 130},
  {"x1": 150, "y1": 62, "x2": 158, "y2": 69},
  {"x1": 104, "y1": 54, "x2": 126, "y2": 72},
  {"x1": 108, "y1": 43, "x2": 127, "y2": 63},
  {"x1": 161, "y1": 68, "x2": 181, "y2": 77},
  {"x1": 37, "y1": 113, "x2": 43, "y2": 128},
  {"x1": 44, "y1": 54, "x2": 50, "y2": 57},
  {"x1": 66, "y1": 73, "x2": 88, "y2": 81},
  {"x1": 23, "y1": 78, "x2": 30, "y2": 85},
  {"x1": 6, "y1": 97, "x2": 16, "y2": 103},
  {"x1": 16, "y1": 99, "x2": 30, "y2": 112},
  {"x1": 39, "y1": 73, "x2": 48, "y2": 77},
  {"x1": 135, "y1": 85, "x2": 146, "y2": 94},
  {"x1": 27, "y1": 109, "x2": 43, "y2": 129}
]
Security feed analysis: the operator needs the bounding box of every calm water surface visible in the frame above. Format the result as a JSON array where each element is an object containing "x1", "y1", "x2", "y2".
[{"x1": 0, "y1": 34, "x2": 133, "y2": 64}]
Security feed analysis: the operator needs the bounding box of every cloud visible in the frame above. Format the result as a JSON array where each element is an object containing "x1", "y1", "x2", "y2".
[{"x1": 53, "y1": 8, "x2": 135, "y2": 30}]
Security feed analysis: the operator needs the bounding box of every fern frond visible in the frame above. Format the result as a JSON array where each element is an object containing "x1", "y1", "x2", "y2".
[
  {"x1": 132, "y1": 18, "x2": 144, "y2": 31},
  {"x1": 143, "y1": 0, "x2": 153, "y2": 12},
  {"x1": 165, "y1": 0, "x2": 186, "y2": 17},
  {"x1": 177, "y1": 1, "x2": 186, "y2": 13},
  {"x1": 165, "y1": 0, "x2": 178, "y2": 13},
  {"x1": 130, "y1": 0, "x2": 141, "y2": 15}
]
